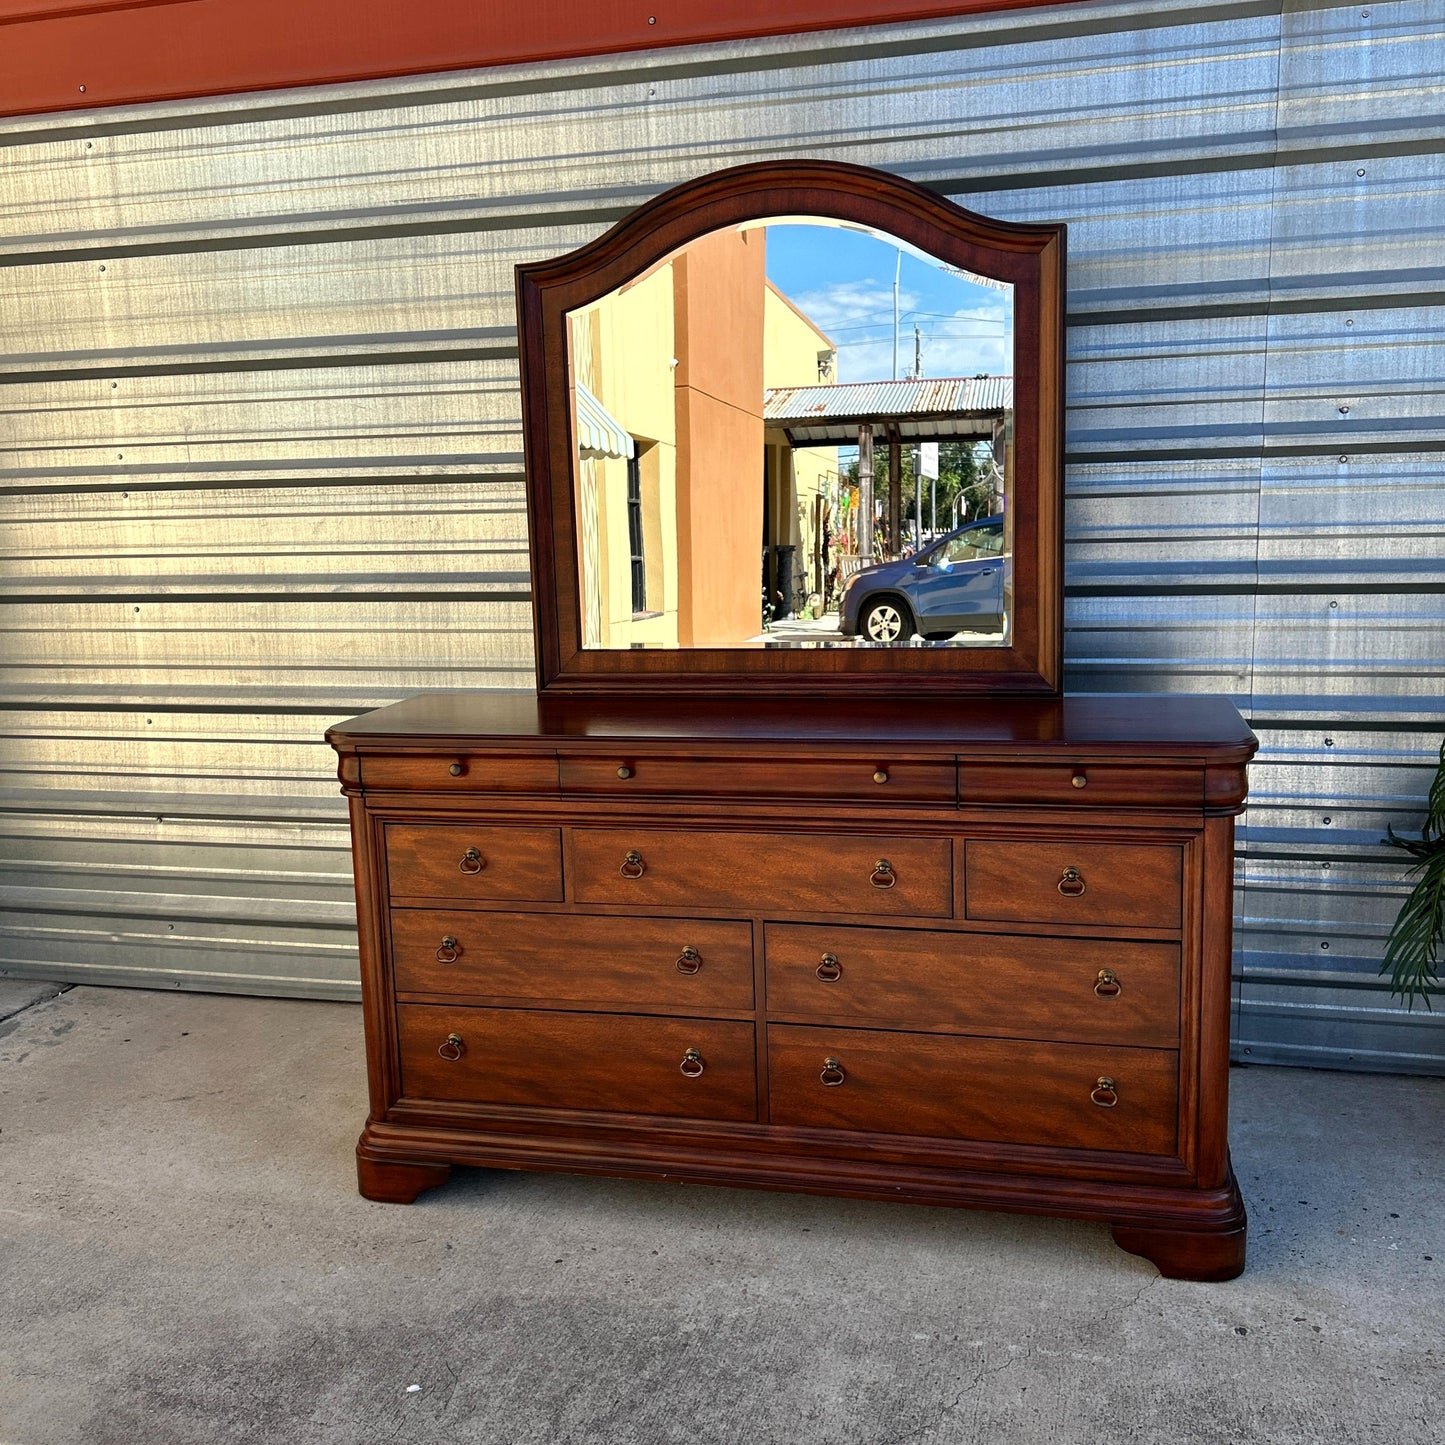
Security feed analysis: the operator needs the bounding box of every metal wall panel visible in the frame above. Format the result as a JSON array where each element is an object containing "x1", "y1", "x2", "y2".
[{"x1": 1, "y1": 0, "x2": 1441, "y2": 1069}]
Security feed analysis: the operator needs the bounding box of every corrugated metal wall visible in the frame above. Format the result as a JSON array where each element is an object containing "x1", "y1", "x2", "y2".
[{"x1": 2, "y1": 0, "x2": 1441, "y2": 1070}]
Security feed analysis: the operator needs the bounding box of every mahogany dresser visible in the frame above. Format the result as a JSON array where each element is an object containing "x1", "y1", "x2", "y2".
[{"x1": 328, "y1": 689, "x2": 1256, "y2": 1280}]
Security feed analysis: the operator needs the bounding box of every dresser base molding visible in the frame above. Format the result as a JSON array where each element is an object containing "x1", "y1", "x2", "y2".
[{"x1": 354, "y1": 1122, "x2": 1246, "y2": 1280}]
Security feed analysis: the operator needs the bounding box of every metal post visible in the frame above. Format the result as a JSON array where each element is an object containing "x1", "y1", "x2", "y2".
[
  {"x1": 857, "y1": 424, "x2": 874, "y2": 564},
  {"x1": 888, "y1": 428, "x2": 902, "y2": 557}
]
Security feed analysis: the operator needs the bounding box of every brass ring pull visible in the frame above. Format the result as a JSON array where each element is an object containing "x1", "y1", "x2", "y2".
[
  {"x1": 459, "y1": 847, "x2": 484, "y2": 874},
  {"x1": 448, "y1": 762, "x2": 464, "y2": 777},
  {"x1": 1094, "y1": 968, "x2": 1121, "y2": 998},
  {"x1": 436, "y1": 935, "x2": 459, "y2": 964},
  {"x1": 679, "y1": 1047, "x2": 704, "y2": 1078},
  {"x1": 1058, "y1": 865, "x2": 1086, "y2": 897},
  {"x1": 619, "y1": 849, "x2": 646, "y2": 879},
  {"x1": 870, "y1": 858, "x2": 896, "y2": 889},
  {"x1": 675, "y1": 946, "x2": 701, "y2": 975},
  {"x1": 820, "y1": 1056, "x2": 846, "y2": 1087},
  {"x1": 816, "y1": 952, "x2": 842, "y2": 982},
  {"x1": 1091, "y1": 1076, "x2": 1118, "y2": 1108},
  {"x1": 438, "y1": 1033, "x2": 464, "y2": 1062},
  {"x1": 873, "y1": 769, "x2": 889, "y2": 785},
  {"x1": 1071, "y1": 772, "x2": 1087, "y2": 789}
]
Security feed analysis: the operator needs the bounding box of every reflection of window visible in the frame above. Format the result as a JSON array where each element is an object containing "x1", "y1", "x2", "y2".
[
  {"x1": 627, "y1": 450, "x2": 647, "y2": 615},
  {"x1": 940, "y1": 523, "x2": 1003, "y2": 564}
]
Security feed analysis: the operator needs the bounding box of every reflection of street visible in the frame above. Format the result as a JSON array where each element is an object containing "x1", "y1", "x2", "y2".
[{"x1": 749, "y1": 614, "x2": 1005, "y2": 646}]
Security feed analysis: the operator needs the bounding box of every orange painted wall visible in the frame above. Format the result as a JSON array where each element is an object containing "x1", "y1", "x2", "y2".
[
  {"x1": 672, "y1": 229, "x2": 766, "y2": 649},
  {"x1": 0, "y1": 1, "x2": 1076, "y2": 120}
]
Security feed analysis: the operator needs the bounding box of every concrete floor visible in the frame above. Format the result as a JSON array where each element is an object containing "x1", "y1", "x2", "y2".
[{"x1": 0, "y1": 984, "x2": 1440, "y2": 1445}]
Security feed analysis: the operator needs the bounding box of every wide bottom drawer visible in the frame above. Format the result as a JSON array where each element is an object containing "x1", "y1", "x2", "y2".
[
  {"x1": 398, "y1": 1005, "x2": 757, "y2": 1121},
  {"x1": 768, "y1": 1025, "x2": 1178, "y2": 1156}
]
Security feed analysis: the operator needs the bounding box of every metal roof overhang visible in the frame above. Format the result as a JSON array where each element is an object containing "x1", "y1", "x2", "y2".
[
  {"x1": 771, "y1": 412, "x2": 1001, "y2": 446},
  {"x1": 763, "y1": 376, "x2": 1011, "y2": 447}
]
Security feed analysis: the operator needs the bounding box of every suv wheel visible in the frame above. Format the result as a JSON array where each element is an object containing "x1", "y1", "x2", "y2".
[{"x1": 860, "y1": 597, "x2": 912, "y2": 642}]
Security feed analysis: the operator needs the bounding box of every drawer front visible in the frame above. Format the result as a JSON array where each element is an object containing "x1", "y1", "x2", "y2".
[
  {"x1": 765, "y1": 924, "x2": 1179, "y2": 1046},
  {"x1": 398, "y1": 1005, "x2": 757, "y2": 1121},
  {"x1": 965, "y1": 839, "x2": 1181, "y2": 929},
  {"x1": 385, "y1": 824, "x2": 563, "y2": 902},
  {"x1": 392, "y1": 910, "x2": 754, "y2": 1008},
  {"x1": 959, "y1": 763, "x2": 1200, "y2": 810},
  {"x1": 769, "y1": 1025, "x2": 1178, "y2": 1155},
  {"x1": 570, "y1": 828, "x2": 952, "y2": 917},
  {"x1": 362, "y1": 752, "x2": 559, "y2": 793},
  {"x1": 561, "y1": 754, "x2": 954, "y2": 804}
]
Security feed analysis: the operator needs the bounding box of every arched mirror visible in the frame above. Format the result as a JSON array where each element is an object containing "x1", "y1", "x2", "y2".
[{"x1": 517, "y1": 161, "x2": 1064, "y2": 696}]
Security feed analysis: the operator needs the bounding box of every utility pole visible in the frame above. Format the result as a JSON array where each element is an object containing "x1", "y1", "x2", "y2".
[
  {"x1": 913, "y1": 324, "x2": 922, "y2": 381},
  {"x1": 891, "y1": 249, "x2": 901, "y2": 381}
]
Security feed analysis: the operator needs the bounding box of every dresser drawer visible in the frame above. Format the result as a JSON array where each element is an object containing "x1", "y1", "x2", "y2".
[
  {"x1": 570, "y1": 828, "x2": 951, "y2": 917},
  {"x1": 362, "y1": 751, "x2": 559, "y2": 793},
  {"x1": 765, "y1": 924, "x2": 1179, "y2": 1046},
  {"x1": 769, "y1": 1025, "x2": 1178, "y2": 1155},
  {"x1": 398, "y1": 1005, "x2": 757, "y2": 1121},
  {"x1": 964, "y1": 839, "x2": 1181, "y2": 930},
  {"x1": 561, "y1": 754, "x2": 954, "y2": 804},
  {"x1": 959, "y1": 763, "x2": 1200, "y2": 809},
  {"x1": 392, "y1": 910, "x2": 754, "y2": 1008},
  {"x1": 385, "y1": 824, "x2": 563, "y2": 901}
]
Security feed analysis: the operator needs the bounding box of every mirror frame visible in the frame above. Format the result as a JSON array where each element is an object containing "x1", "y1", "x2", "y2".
[{"x1": 516, "y1": 160, "x2": 1065, "y2": 697}]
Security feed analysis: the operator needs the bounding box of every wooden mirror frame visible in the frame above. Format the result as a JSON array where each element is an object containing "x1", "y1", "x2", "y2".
[{"x1": 516, "y1": 160, "x2": 1065, "y2": 697}]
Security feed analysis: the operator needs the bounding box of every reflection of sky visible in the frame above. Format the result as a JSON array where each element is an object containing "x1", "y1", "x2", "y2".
[{"x1": 765, "y1": 223, "x2": 1012, "y2": 384}]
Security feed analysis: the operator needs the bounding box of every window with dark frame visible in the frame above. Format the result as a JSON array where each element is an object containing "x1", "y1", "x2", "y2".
[{"x1": 626, "y1": 450, "x2": 647, "y2": 615}]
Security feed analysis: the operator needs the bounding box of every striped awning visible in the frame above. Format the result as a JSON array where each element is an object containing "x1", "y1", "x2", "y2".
[{"x1": 574, "y1": 382, "x2": 635, "y2": 460}]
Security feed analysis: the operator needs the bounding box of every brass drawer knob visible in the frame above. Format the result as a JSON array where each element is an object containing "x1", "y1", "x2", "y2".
[
  {"x1": 679, "y1": 1047, "x2": 705, "y2": 1078},
  {"x1": 459, "y1": 847, "x2": 485, "y2": 874},
  {"x1": 1094, "y1": 968, "x2": 1121, "y2": 998},
  {"x1": 870, "y1": 858, "x2": 896, "y2": 889},
  {"x1": 448, "y1": 762, "x2": 464, "y2": 777},
  {"x1": 1058, "y1": 865, "x2": 1086, "y2": 897},
  {"x1": 620, "y1": 849, "x2": 646, "y2": 879},
  {"x1": 616, "y1": 765, "x2": 633, "y2": 779},
  {"x1": 1071, "y1": 772, "x2": 1087, "y2": 789},
  {"x1": 675, "y1": 945, "x2": 701, "y2": 975},
  {"x1": 438, "y1": 1033, "x2": 465, "y2": 1061},
  {"x1": 873, "y1": 769, "x2": 889, "y2": 784},
  {"x1": 820, "y1": 1056, "x2": 846, "y2": 1087},
  {"x1": 1091, "y1": 1076, "x2": 1118, "y2": 1108},
  {"x1": 816, "y1": 952, "x2": 842, "y2": 982},
  {"x1": 436, "y1": 935, "x2": 460, "y2": 964}
]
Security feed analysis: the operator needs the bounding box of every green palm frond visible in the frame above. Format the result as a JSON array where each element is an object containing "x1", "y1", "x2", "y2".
[
  {"x1": 1382, "y1": 737, "x2": 1445, "y2": 1010},
  {"x1": 1381, "y1": 847, "x2": 1445, "y2": 1011}
]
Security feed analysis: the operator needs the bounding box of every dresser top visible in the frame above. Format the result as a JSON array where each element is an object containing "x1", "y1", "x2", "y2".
[{"x1": 328, "y1": 691, "x2": 1256, "y2": 760}]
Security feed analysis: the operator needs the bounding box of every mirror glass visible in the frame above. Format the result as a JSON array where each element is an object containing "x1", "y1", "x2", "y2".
[{"x1": 566, "y1": 218, "x2": 1014, "y2": 650}]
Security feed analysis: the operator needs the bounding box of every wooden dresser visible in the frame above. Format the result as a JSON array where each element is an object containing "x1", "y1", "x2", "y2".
[{"x1": 329, "y1": 690, "x2": 1255, "y2": 1280}]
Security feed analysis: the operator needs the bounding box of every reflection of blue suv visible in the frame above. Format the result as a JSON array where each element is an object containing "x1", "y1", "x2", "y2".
[{"x1": 839, "y1": 516, "x2": 1006, "y2": 642}]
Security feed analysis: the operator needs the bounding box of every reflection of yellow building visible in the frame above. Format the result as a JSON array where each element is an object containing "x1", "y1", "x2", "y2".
[{"x1": 570, "y1": 228, "x2": 835, "y2": 648}]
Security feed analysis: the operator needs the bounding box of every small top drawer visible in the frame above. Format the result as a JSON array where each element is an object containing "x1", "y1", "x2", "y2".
[
  {"x1": 570, "y1": 828, "x2": 952, "y2": 917},
  {"x1": 965, "y1": 839, "x2": 1181, "y2": 930},
  {"x1": 361, "y1": 752, "x2": 559, "y2": 793},
  {"x1": 959, "y1": 763, "x2": 1200, "y2": 810},
  {"x1": 560, "y1": 754, "x2": 954, "y2": 804},
  {"x1": 385, "y1": 824, "x2": 563, "y2": 902}
]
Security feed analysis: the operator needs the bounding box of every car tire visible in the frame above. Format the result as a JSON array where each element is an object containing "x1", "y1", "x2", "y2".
[{"x1": 859, "y1": 596, "x2": 914, "y2": 643}]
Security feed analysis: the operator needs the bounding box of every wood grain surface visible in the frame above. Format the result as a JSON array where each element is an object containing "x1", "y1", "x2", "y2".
[
  {"x1": 764, "y1": 923, "x2": 1179, "y2": 1046},
  {"x1": 391, "y1": 909, "x2": 754, "y2": 1008}
]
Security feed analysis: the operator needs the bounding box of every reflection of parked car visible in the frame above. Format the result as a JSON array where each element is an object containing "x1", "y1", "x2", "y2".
[{"x1": 839, "y1": 516, "x2": 1006, "y2": 642}]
